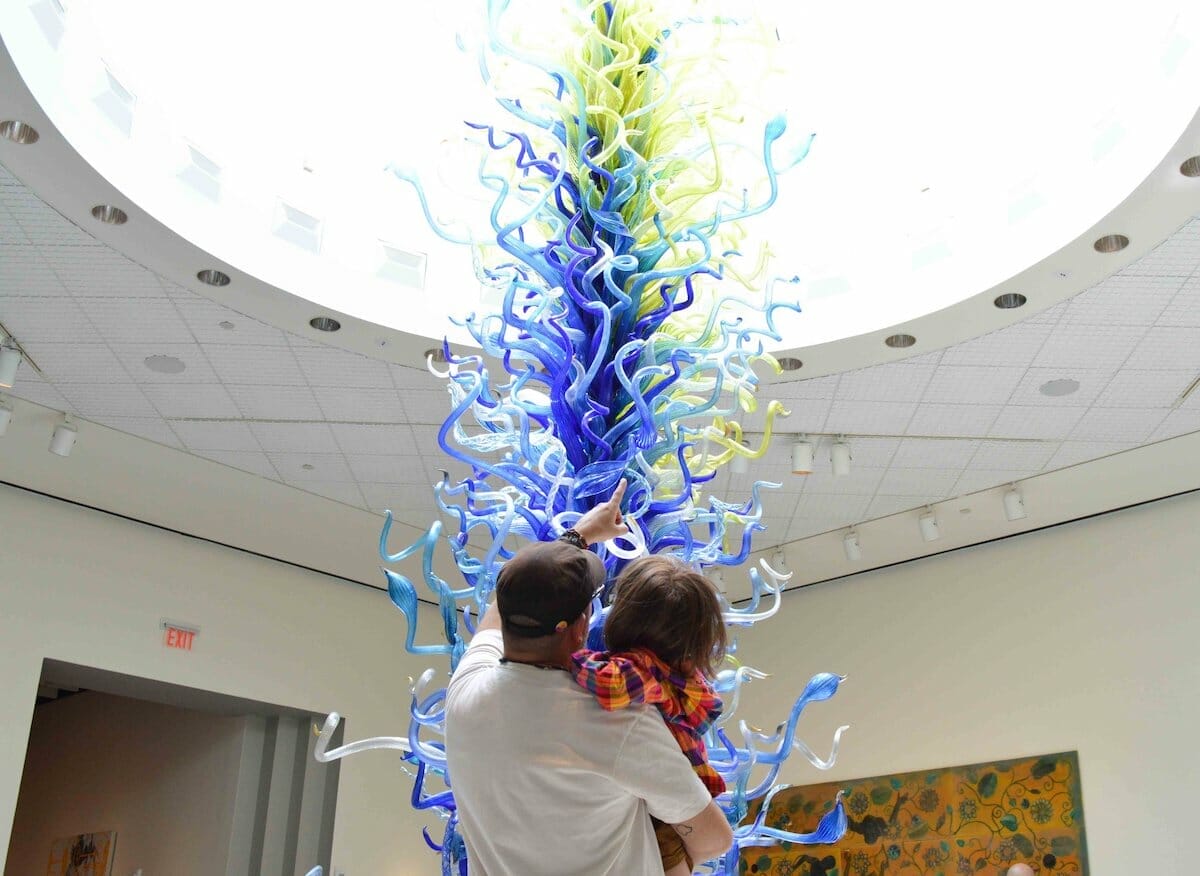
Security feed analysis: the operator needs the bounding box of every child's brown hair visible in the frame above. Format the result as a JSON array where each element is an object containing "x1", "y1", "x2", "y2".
[{"x1": 604, "y1": 556, "x2": 728, "y2": 676}]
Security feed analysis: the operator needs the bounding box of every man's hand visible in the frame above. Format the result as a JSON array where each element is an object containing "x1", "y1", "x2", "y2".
[{"x1": 573, "y1": 478, "x2": 629, "y2": 546}]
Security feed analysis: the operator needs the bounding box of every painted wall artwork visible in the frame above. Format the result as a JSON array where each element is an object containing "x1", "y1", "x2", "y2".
[
  {"x1": 45, "y1": 831, "x2": 116, "y2": 876},
  {"x1": 741, "y1": 752, "x2": 1088, "y2": 876}
]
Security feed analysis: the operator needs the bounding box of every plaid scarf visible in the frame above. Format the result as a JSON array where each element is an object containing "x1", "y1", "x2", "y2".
[{"x1": 571, "y1": 647, "x2": 726, "y2": 797}]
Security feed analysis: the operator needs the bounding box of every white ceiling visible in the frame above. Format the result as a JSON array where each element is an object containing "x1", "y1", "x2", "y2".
[{"x1": 2, "y1": 159, "x2": 1198, "y2": 551}]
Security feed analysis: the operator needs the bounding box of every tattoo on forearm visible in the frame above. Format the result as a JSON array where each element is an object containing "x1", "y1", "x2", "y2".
[{"x1": 675, "y1": 823, "x2": 694, "y2": 836}]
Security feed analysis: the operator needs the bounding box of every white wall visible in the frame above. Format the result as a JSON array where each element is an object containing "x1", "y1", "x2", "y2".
[
  {"x1": 0, "y1": 484, "x2": 445, "y2": 875},
  {"x1": 734, "y1": 490, "x2": 1200, "y2": 875},
  {"x1": 4, "y1": 481, "x2": 1198, "y2": 874},
  {"x1": 5, "y1": 692, "x2": 246, "y2": 875}
]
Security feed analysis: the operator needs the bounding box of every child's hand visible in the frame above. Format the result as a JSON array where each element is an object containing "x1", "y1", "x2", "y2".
[{"x1": 575, "y1": 478, "x2": 629, "y2": 545}]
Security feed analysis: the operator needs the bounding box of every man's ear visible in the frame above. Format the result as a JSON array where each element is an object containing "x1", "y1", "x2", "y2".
[{"x1": 570, "y1": 612, "x2": 590, "y2": 645}]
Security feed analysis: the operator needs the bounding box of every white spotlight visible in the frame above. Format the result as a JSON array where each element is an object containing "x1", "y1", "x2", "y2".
[
  {"x1": 0, "y1": 397, "x2": 11, "y2": 436},
  {"x1": 0, "y1": 345, "x2": 21, "y2": 388},
  {"x1": 730, "y1": 453, "x2": 749, "y2": 475},
  {"x1": 831, "y1": 440, "x2": 852, "y2": 477},
  {"x1": 791, "y1": 439, "x2": 813, "y2": 475},
  {"x1": 49, "y1": 417, "x2": 77, "y2": 457},
  {"x1": 918, "y1": 508, "x2": 940, "y2": 543},
  {"x1": 1003, "y1": 486, "x2": 1027, "y2": 521},
  {"x1": 843, "y1": 528, "x2": 862, "y2": 562}
]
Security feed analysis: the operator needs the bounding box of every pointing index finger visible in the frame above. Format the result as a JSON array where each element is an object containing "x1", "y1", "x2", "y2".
[{"x1": 611, "y1": 478, "x2": 628, "y2": 506}]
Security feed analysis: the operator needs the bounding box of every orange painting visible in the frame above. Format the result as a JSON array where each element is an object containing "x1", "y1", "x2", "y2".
[
  {"x1": 45, "y1": 831, "x2": 116, "y2": 876},
  {"x1": 740, "y1": 752, "x2": 1088, "y2": 876}
]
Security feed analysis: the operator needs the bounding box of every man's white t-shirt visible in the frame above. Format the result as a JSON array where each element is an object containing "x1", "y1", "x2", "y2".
[{"x1": 445, "y1": 629, "x2": 712, "y2": 876}]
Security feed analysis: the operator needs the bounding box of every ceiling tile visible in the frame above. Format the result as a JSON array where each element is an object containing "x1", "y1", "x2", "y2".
[
  {"x1": 952, "y1": 468, "x2": 1040, "y2": 496},
  {"x1": 193, "y1": 449, "x2": 278, "y2": 479},
  {"x1": 875, "y1": 466, "x2": 961, "y2": 497},
  {"x1": 329, "y1": 422, "x2": 419, "y2": 455},
  {"x1": 410, "y1": 424, "x2": 444, "y2": 450},
  {"x1": 988, "y1": 405, "x2": 1085, "y2": 439},
  {"x1": 1031, "y1": 322, "x2": 1148, "y2": 371},
  {"x1": 205, "y1": 344, "x2": 307, "y2": 386},
  {"x1": 75, "y1": 297, "x2": 194, "y2": 345},
  {"x1": 97, "y1": 416, "x2": 183, "y2": 448},
  {"x1": 865, "y1": 494, "x2": 946, "y2": 519},
  {"x1": 226, "y1": 384, "x2": 323, "y2": 420},
  {"x1": 250, "y1": 421, "x2": 341, "y2": 454},
  {"x1": 0, "y1": 209, "x2": 29, "y2": 246},
  {"x1": 786, "y1": 517, "x2": 838, "y2": 541},
  {"x1": 1069, "y1": 407, "x2": 1168, "y2": 442},
  {"x1": 316, "y1": 387, "x2": 406, "y2": 423},
  {"x1": 1118, "y1": 217, "x2": 1200, "y2": 277},
  {"x1": 1157, "y1": 276, "x2": 1200, "y2": 327},
  {"x1": 268, "y1": 452, "x2": 354, "y2": 482},
  {"x1": 391, "y1": 363, "x2": 444, "y2": 390},
  {"x1": 0, "y1": 295, "x2": 94, "y2": 338},
  {"x1": 301, "y1": 482, "x2": 367, "y2": 508},
  {"x1": 770, "y1": 374, "x2": 840, "y2": 400},
  {"x1": 172, "y1": 420, "x2": 261, "y2": 452},
  {"x1": 798, "y1": 466, "x2": 886, "y2": 496},
  {"x1": 6, "y1": 371, "x2": 74, "y2": 412},
  {"x1": 920, "y1": 365, "x2": 1025, "y2": 405},
  {"x1": 1121, "y1": 326, "x2": 1200, "y2": 372},
  {"x1": 824, "y1": 400, "x2": 916, "y2": 434},
  {"x1": 969, "y1": 439, "x2": 1058, "y2": 471},
  {"x1": 890, "y1": 438, "x2": 981, "y2": 469},
  {"x1": 1093, "y1": 369, "x2": 1195, "y2": 409},
  {"x1": 0, "y1": 248, "x2": 67, "y2": 296},
  {"x1": 1150, "y1": 409, "x2": 1200, "y2": 441},
  {"x1": 790, "y1": 492, "x2": 872, "y2": 520},
  {"x1": 833, "y1": 362, "x2": 936, "y2": 402},
  {"x1": 174, "y1": 298, "x2": 291, "y2": 346},
  {"x1": 347, "y1": 453, "x2": 441, "y2": 484},
  {"x1": 20, "y1": 342, "x2": 128, "y2": 384},
  {"x1": 143, "y1": 383, "x2": 241, "y2": 419},
  {"x1": 362, "y1": 484, "x2": 440, "y2": 518},
  {"x1": 110, "y1": 343, "x2": 221, "y2": 384},
  {"x1": 906, "y1": 403, "x2": 1001, "y2": 437},
  {"x1": 1044, "y1": 440, "x2": 1138, "y2": 470},
  {"x1": 52, "y1": 251, "x2": 167, "y2": 297},
  {"x1": 401, "y1": 388, "x2": 456, "y2": 423},
  {"x1": 940, "y1": 321, "x2": 1053, "y2": 366},
  {"x1": 1058, "y1": 274, "x2": 1181, "y2": 326},
  {"x1": 292, "y1": 342, "x2": 393, "y2": 388},
  {"x1": 744, "y1": 397, "x2": 831, "y2": 433},
  {"x1": 59, "y1": 382, "x2": 159, "y2": 419},
  {"x1": 1005, "y1": 367, "x2": 1113, "y2": 407}
]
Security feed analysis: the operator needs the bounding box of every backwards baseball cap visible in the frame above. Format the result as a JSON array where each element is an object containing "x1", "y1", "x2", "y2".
[{"x1": 496, "y1": 540, "x2": 607, "y2": 638}]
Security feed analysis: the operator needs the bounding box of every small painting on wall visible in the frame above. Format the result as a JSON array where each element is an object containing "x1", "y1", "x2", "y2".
[
  {"x1": 742, "y1": 751, "x2": 1088, "y2": 875},
  {"x1": 46, "y1": 831, "x2": 116, "y2": 876}
]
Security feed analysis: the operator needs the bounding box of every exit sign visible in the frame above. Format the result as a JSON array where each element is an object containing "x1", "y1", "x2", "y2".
[{"x1": 162, "y1": 621, "x2": 199, "y2": 651}]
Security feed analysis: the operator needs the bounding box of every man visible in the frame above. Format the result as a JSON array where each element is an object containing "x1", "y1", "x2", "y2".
[{"x1": 445, "y1": 480, "x2": 733, "y2": 874}]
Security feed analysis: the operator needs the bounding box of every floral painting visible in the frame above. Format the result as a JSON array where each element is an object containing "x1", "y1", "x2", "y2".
[
  {"x1": 46, "y1": 831, "x2": 116, "y2": 876},
  {"x1": 740, "y1": 752, "x2": 1088, "y2": 875}
]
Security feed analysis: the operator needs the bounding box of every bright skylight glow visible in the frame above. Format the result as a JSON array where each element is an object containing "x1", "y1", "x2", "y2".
[{"x1": 6, "y1": 0, "x2": 1198, "y2": 349}]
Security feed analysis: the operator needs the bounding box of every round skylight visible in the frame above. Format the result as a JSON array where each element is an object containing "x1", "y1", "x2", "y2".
[{"x1": 3, "y1": 1, "x2": 1198, "y2": 352}]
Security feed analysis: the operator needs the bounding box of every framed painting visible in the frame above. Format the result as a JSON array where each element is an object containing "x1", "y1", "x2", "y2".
[
  {"x1": 741, "y1": 751, "x2": 1088, "y2": 875},
  {"x1": 46, "y1": 831, "x2": 116, "y2": 876}
]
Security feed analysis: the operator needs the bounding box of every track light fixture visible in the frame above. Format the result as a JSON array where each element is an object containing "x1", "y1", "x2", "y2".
[
  {"x1": 730, "y1": 453, "x2": 749, "y2": 475},
  {"x1": 0, "y1": 396, "x2": 11, "y2": 436},
  {"x1": 843, "y1": 528, "x2": 862, "y2": 562},
  {"x1": 49, "y1": 416, "x2": 77, "y2": 457},
  {"x1": 771, "y1": 550, "x2": 789, "y2": 573},
  {"x1": 0, "y1": 342, "x2": 21, "y2": 389},
  {"x1": 791, "y1": 439, "x2": 813, "y2": 475},
  {"x1": 1003, "y1": 486, "x2": 1027, "y2": 521},
  {"x1": 918, "y1": 507, "x2": 940, "y2": 543},
  {"x1": 830, "y1": 439, "x2": 852, "y2": 477}
]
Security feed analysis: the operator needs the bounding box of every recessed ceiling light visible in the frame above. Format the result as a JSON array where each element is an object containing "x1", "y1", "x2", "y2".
[
  {"x1": 301, "y1": 463, "x2": 315, "y2": 471},
  {"x1": 1180, "y1": 156, "x2": 1200, "y2": 178},
  {"x1": 218, "y1": 320, "x2": 235, "y2": 331},
  {"x1": 885, "y1": 333, "x2": 916, "y2": 348},
  {"x1": 0, "y1": 120, "x2": 39, "y2": 144},
  {"x1": 310, "y1": 316, "x2": 341, "y2": 332},
  {"x1": 197, "y1": 269, "x2": 231, "y2": 286},
  {"x1": 993, "y1": 292, "x2": 1027, "y2": 310},
  {"x1": 1039, "y1": 378, "x2": 1079, "y2": 397},
  {"x1": 1093, "y1": 234, "x2": 1129, "y2": 253},
  {"x1": 777, "y1": 356, "x2": 803, "y2": 371},
  {"x1": 90, "y1": 205, "x2": 128, "y2": 225},
  {"x1": 144, "y1": 355, "x2": 186, "y2": 374}
]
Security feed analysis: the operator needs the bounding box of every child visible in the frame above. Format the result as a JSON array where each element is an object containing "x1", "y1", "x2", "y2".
[{"x1": 571, "y1": 555, "x2": 729, "y2": 875}]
